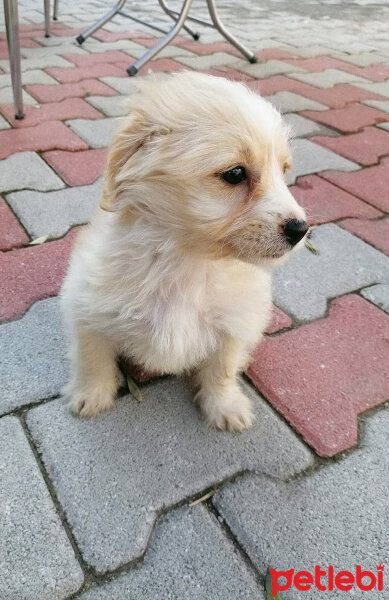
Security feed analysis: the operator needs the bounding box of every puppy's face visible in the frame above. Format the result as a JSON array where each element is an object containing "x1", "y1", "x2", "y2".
[{"x1": 101, "y1": 72, "x2": 307, "y2": 266}]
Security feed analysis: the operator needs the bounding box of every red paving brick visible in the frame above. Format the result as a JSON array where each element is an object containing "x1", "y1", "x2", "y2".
[
  {"x1": 321, "y1": 158, "x2": 389, "y2": 212},
  {"x1": 26, "y1": 79, "x2": 118, "y2": 103},
  {"x1": 287, "y1": 82, "x2": 386, "y2": 109},
  {"x1": 339, "y1": 216, "x2": 389, "y2": 255},
  {"x1": 138, "y1": 35, "x2": 241, "y2": 57},
  {"x1": 0, "y1": 228, "x2": 80, "y2": 322},
  {"x1": 266, "y1": 306, "x2": 293, "y2": 334},
  {"x1": 137, "y1": 58, "x2": 190, "y2": 75},
  {"x1": 291, "y1": 175, "x2": 382, "y2": 224},
  {"x1": 42, "y1": 148, "x2": 108, "y2": 186},
  {"x1": 247, "y1": 294, "x2": 389, "y2": 457},
  {"x1": 91, "y1": 29, "x2": 153, "y2": 43},
  {"x1": 246, "y1": 75, "x2": 304, "y2": 95},
  {"x1": 0, "y1": 98, "x2": 103, "y2": 128},
  {"x1": 63, "y1": 50, "x2": 132, "y2": 67},
  {"x1": 46, "y1": 63, "x2": 127, "y2": 83},
  {"x1": 205, "y1": 68, "x2": 253, "y2": 81},
  {"x1": 302, "y1": 103, "x2": 389, "y2": 133},
  {"x1": 284, "y1": 55, "x2": 389, "y2": 82},
  {"x1": 312, "y1": 126, "x2": 389, "y2": 166},
  {"x1": 0, "y1": 197, "x2": 29, "y2": 251},
  {"x1": 0, "y1": 121, "x2": 88, "y2": 159}
]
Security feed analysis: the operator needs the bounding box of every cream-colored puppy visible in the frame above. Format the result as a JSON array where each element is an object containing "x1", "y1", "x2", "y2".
[{"x1": 61, "y1": 71, "x2": 307, "y2": 432}]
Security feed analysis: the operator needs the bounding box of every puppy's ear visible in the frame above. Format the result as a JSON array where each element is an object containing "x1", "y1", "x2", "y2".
[{"x1": 100, "y1": 111, "x2": 166, "y2": 212}]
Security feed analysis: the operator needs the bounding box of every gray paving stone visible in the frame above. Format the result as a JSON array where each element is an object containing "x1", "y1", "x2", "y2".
[
  {"x1": 0, "y1": 55, "x2": 73, "y2": 73},
  {"x1": 231, "y1": 59, "x2": 305, "y2": 78},
  {"x1": 286, "y1": 138, "x2": 359, "y2": 185},
  {"x1": 20, "y1": 44, "x2": 88, "y2": 58},
  {"x1": 361, "y1": 283, "x2": 389, "y2": 313},
  {"x1": 355, "y1": 79, "x2": 389, "y2": 98},
  {"x1": 78, "y1": 506, "x2": 264, "y2": 600},
  {"x1": 0, "y1": 86, "x2": 38, "y2": 105},
  {"x1": 0, "y1": 113, "x2": 10, "y2": 129},
  {"x1": 7, "y1": 178, "x2": 102, "y2": 239},
  {"x1": 288, "y1": 68, "x2": 368, "y2": 88},
  {"x1": 0, "y1": 69, "x2": 57, "y2": 88},
  {"x1": 81, "y1": 40, "x2": 148, "y2": 57},
  {"x1": 0, "y1": 417, "x2": 83, "y2": 600},
  {"x1": 332, "y1": 51, "x2": 389, "y2": 66},
  {"x1": 362, "y1": 99, "x2": 389, "y2": 112},
  {"x1": 283, "y1": 113, "x2": 338, "y2": 138},
  {"x1": 0, "y1": 298, "x2": 67, "y2": 414},
  {"x1": 214, "y1": 409, "x2": 389, "y2": 598},
  {"x1": 99, "y1": 76, "x2": 138, "y2": 95},
  {"x1": 377, "y1": 122, "x2": 389, "y2": 131},
  {"x1": 265, "y1": 91, "x2": 327, "y2": 113},
  {"x1": 175, "y1": 52, "x2": 238, "y2": 70},
  {"x1": 273, "y1": 223, "x2": 389, "y2": 322},
  {"x1": 66, "y1": 117, "x2": 118, "y2": 148},
  {"x1": 27, "y1": 377, "x2": 314, "y2": 572},
  {"x1": 0, "y1": 152, "x2": 64, "y2": 194},
  {"x1": 86, "y1": 95, "x2": 129, "y2": 117}
]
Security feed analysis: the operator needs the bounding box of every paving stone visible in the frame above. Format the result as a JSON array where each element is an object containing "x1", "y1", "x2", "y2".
[
  {"x1": 79, "y1": 40, "x2": 146, "y2": 57},
  {"x1": 0, "y1": 98, "x2": 103, "y2": 128},
  {"x1": 0, "y1": 228, "x2": 78, "y2": 322},
  {"x1": 0, "y1": 417, "x2": 83, "y2": 599},
  {"x1": 291, "y1": 174, "x2": 381, "y2": 225},
  {"x1": 42, "y1": 148, "x2": 108, "y2": 186},
  {"x1": 272, "y1": 223, "x2": 389, "y2": 322},
  {"x1": 283, "y1": 113, "x2": 338, "y2": 138},
  {"x1": 289, "y1": 82, "x2": 387, "y2": 109},
  {"x1": 19, "y1": 44, "x2": 88, "y2": 59},
  {"x1": 377, "y1": 121, "x2": 389, "y2": 131},
  {"x1": 356, "y1": 79, "x2": 389, "y2": 98},
  {"x1": 339, "y1": 216, "x2": 389, "y2": 255},
  {"x1": 0, "y1": 151, "x2": 64, "y2": 193},
  {"x1": 0, "y1": 86, "x2": 38, "y2": 105},
  {"x1": 0, "y1": 196, "x2": 29, "y2": 250},
  {"x1": 302, "y1": 103, "x2": 389, "y2": 133},
  {"x1": 266, "y1": 305, "x2": 292, "y2": 334},
  {"x1": 0, "y1": 121, "x2": 88, "y2": 160},
  {"x1": 0, "y1": 55, "x2": 72, "y2": 73},
  {"x1": 332, "y1": 50, "x2": 389, "y2": 67},
  {"x1": 66, "y1": 117, "x2": 118, "y2": 148},
  {"x1": 214, "y1": 409, "x2": 389, "y2": 585},
  {"x1": 231, "y1": 59, "x2": 305, "y2": 79},
  {"x1": 313, "y1": 126, "x2": 389, "y2": 165},
  {"x1": 0, "y1": 68, "x2": 57, "y2": 88},
  {"x1": 247, "y1": 294, "x2": 389, "y2": 456},
  {"x1": 136, "y1": 58, "x2": 190, "y2": 76},
  {"x1": 246, "y1": 75, "x2": 302, "y2": 96},
  {"x1": 321, "y1": 157, "x2": 389, "y2": 212},
  {"x1": 287, "y1": 68, "x2": 368, "y2": 88},
  {"x1": 85, "y1": 95, "x2": 128, "y2": 117},
  {"x1": 174, "y1": 52, "x2": 238, "y2": 70},
  {"x1": 77, "y1": 506, "x2": 263, "y2": 600},
  {"x1": 99, "y1": 76, "x2": 138, "y2": 95},
  {"x1": 265, "y1": 90, "x2": 327, "y2": 113},
  {"x1": 26, "y1": 79, "x2": 118, "y2": 103},
  {"x1": 27, "y1": 377, "x2": 314, "y2": 571},
  {"x1": 362, "y1": 98, "x2": 389, "y2": 112},
  {"x1": 64, "y1": 50, "x2": 131, "y2": 67},
  {"x1": 361, "y1": 283, "x2": 389, "y2": 313},
  {"x1": 7, "y1": 178, "x2": 102, "y2": 239},
  {"x1": 47, "y1": 62, "x2": 127, "y2": 83},
  {"x1": 0, "y1": 113, "x2": 9, "y2": 129},
  {"x1": 286, "y1": 139, "x2": 359, "y2": 185}
]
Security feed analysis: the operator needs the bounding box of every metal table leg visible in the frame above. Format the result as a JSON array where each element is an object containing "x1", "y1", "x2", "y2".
[
  {"x1": 53, "y1": 0, "x2": 59, "y2": 21},
  {"x1": 76, "y1": 0, "x2": 127, "y2": 44},
  {"x1": 3, "y1": 0, "x2": 24, "y2": 119},
  {"x1": 206, "y1": 0, "x2": 256, "y2": 63},
  {"x1": 158, "y1": 0, "x2": 199, "y2": 40},
  {"x1": 127, "y1": 0, "x2": 194, "y2": 75},
  {"x1": 44, "y1": 0, "x2": 50, "y2": 36}
]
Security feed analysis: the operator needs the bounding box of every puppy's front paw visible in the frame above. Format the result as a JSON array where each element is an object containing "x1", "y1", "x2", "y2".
[
  {"x1": 197, "y1": 387, "x2": 254, "y2": 433},
  {"x1": 68, "y1": 388, "x2": 115, "y2": 418}
]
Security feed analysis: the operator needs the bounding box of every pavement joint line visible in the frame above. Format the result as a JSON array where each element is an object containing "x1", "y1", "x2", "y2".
[
  {"x1": 1, "y1": 195, "x2": 32, "y2": 244},
  {"x1": 315, "y1": 170, "x2": 389, "y2": 212}
]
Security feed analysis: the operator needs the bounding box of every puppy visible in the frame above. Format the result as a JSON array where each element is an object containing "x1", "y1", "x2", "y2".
[{"x1": 61, "y1": 71, "x2": 307, "y2": 432}]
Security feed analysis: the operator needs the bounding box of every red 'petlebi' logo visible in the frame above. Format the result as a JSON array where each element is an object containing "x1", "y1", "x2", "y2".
[{"x1": 270, "y1": 564, "x2": 385, "y2": 596}]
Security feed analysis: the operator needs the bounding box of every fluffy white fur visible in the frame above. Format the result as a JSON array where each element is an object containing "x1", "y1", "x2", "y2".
[{"x1": 61, "y1": 71, "x2": 306, "y2": 432}]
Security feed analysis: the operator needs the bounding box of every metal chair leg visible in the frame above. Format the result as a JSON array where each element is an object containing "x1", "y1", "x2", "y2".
[
  {"x1": 158, "y1": 0, "x2": 199, "y2": 40},
  {"x1": 76, "y1": 0, "x2": 127, "y2": 45},
  {"x1": 127, "y1": 0, "x2": 194, "y2": 76},
  {"x1": 3, "y1": 0, "x2": 24, "y2": 119},
  {"x1": 206, "y1": 0, "x2": 256, "y2": 63},
  {"x1": 44, "y1": 0, "x2": 50, "y2": 36},
  {"x1": 53, "y1": 0, "x2": 59, "y2": 21}
]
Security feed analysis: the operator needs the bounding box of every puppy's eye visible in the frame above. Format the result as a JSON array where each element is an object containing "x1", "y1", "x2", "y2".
[{"x1": 221, "y1": 166, "x2": 246, "y2": 185}]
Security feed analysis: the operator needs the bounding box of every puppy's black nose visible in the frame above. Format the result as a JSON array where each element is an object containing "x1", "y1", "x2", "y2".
[{"x1": 283, "y1": 219, "x2": 308, "y2": 246}]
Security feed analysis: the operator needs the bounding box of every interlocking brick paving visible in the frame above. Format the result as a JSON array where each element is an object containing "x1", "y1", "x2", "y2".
[
  {"x1": 247, "y1": 294, "x2": 389, "y2": 456},
  {"x1": 313, "y1": 126, "x2": 389, "y2": 165},
  {"x1": 302, "y1": 103, "x2": 389, "y2": 133},
  {"x1": 0, "y1": 97, "x2": 103, "y2": 127},
  {"x1": 339, "y1": 216, "x2": 389, "y2": 255},
  {"x1": 26, "y1": 78, "x2": 118, "y2": 103},
  {"x1": 42, "y1": 148, "x2": 108, "y2": 186},
  {"x1": 0, "y1": 197, "x2": 29, "y2": 250},
  {"x1": 0, "y1": 121, "x2": 88, "y2": 158}
]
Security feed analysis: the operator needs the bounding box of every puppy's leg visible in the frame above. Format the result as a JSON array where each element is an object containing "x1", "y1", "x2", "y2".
[
  {"x1": 195, "y1": 336, "x2": 253, "y2": 433},
  {"x1": 65, "y1": 326, "x2": 118, "y2": 418}
]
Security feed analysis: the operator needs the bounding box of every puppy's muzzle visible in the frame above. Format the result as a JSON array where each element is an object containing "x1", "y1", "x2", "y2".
[{"x1": 283, "y1": 219, "x2": 308, "y2": 246}]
